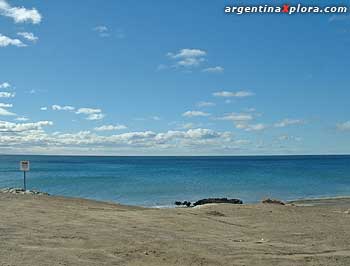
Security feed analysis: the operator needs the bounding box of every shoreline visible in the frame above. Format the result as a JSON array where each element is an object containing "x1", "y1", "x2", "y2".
[{"x1": 2, "y1": 187, "x2": 350, "y2": 208}]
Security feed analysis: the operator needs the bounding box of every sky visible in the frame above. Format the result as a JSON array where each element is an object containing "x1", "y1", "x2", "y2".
[{"x1": 0, "y1": 0, "x2": 349, "y2": 155}]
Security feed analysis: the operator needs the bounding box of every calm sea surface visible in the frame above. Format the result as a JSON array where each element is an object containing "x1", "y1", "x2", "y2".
[{"x1": 0, "y1": 155, "x2": 350, "y2": 207}]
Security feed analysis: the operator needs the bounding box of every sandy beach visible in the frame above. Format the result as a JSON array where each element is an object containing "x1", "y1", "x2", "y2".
[{"x1": 1, "y1": 192, "x2": 350, "y2": 266}]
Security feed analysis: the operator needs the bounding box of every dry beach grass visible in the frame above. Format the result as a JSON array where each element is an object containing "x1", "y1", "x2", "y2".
[{"x1": 1, "y1": 192, "x2": 350, "y2": 266}]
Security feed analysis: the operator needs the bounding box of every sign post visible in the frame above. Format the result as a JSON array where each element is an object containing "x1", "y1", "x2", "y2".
[{"x1": 20, "y1": 161, "x2": 30, "y2": 191}]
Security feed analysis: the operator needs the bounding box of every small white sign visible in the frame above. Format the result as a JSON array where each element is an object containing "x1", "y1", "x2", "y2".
[{"x1": 20, "y1": 161, "x2": 30, "y2": 172}]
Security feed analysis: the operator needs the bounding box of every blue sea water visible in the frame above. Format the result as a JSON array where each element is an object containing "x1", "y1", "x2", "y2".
[{"x1": 0, "y1": 155, "x2": 350, "y2": 207}]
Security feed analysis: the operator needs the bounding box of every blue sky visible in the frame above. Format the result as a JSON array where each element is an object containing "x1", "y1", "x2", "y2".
[{"x1": 0, "y1": 0, "x2": 349, "y2": 155}]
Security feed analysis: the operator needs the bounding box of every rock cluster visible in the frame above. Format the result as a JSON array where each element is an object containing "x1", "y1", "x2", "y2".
[
  {"x1": 0, "y1": 188, "x2": 49, "y2": 196},
  {"x1": 174, "y1": 201, "x2": 192, "y2": 207},
  {"x1": 193, "y1": 198, "x2": 243, "y2": 206},
  {"x1": 261, "y1": 198, "x2": 285, "y2": 205},
  {"x1": 175, "y1": 198, "x2": 243, "y2": 207}
]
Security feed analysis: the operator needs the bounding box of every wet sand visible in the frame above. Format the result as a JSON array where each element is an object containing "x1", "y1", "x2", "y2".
[{"x1": 1, "y1": 192, "x2": 350, "y2": 266}]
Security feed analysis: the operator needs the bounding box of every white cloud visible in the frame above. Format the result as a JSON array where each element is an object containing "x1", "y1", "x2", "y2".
[
  {"x1": 274, "y1": 119, "x2": 304, "y2": 128},
  {"x1": 76, "y1": 107, "x2": 101, "y2": 114},
  {"x1": 168, "y1": 49, "x2": 207, "y2": 59},
  {"x1": 75, "y1": 107, "x2": 105, "y2": 120},
  {"x1": 182, "y1": 111, "x2": 210, "y2": 118},
  {"x1": 0, "y1": 82, "x2": 10, "y2": 89},
  {"x1": 217, "y1": 113, "x2": 253, "y2": 122},
  {"x1": 94, "y1": 124, "x2": 127, "y2": 131},
  {"x1": 0, "y1": 0, "x2": 42, "y2": 24},
  {"x1": 177, "y1": 57, "x2": 205, "y2": 67},
  {"x1": 134, "y1": 116, "x2": 161, "y2": 121},
  {"x1": 196, "y1": 101, "x2": 216, "y2": 108},
  {"x1": 93, "y1": 26, "x2": 108, "y2": 32},
  {"x1": 337, "y1": 121, "x2": 350, "y2": 131},
  {"x1": 0, "y1": 34, "x2": 26, "y2": 47},
  {"x1": 0, "y1": 103, "x2": 12, "y2": 108},
  {"x1": 167, "y1": 48, "x2": 207, "y2": 68},
  {"x1": 17, "y1": 32, "x2": 38, "y2": 42},
  {"x1": 213, "y1": 91, "x2": 255, "y2": 98},
  {"x1": 0, "y1": 107, "x2": 15, "y2": 116},
  {"x1": 86, "y1": 113, "x2": 105, "y2": 120},
  {"x1": 0, "y1": 120, "x2": 52, "y2": 132},
  {"x1": 15, "y1": 117, "x2": 29, "y2": 121},
  {"x1": 236, "y1": 123, "x2": 267, "y2": 132},
  {"x1": 0, "y1": 92, "x2": 15, "y2": 98},
  {"x1": 202, "y1": 66, "x2": 224, "y2": 73},
  {"x1": 52, "y1": 105, "x2": 75, "y2": 111},
  {"x1": 40, "y1": 106, "x2": 47, "y2": 111},
  {"x1": 93, "y1": 25, "x2": 110, "y2": 37},
  {"x1": 0, "y1": 125, "x2": 236, "y2": 153}
]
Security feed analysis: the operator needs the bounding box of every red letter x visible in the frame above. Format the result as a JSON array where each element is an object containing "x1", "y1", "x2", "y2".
[{"x1": 282, "y1": 4, "x2": 290, "y2": 13}]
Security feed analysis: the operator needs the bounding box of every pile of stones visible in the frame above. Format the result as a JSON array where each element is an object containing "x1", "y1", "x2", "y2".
[{"x1": 0, "y1": 188, "x2": 49, "y2": 196}]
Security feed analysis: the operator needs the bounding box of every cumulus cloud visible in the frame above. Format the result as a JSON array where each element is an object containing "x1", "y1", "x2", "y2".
[
  {"x1": 202, "y1": 66, "x2": 224, "y2": 73},
  {"x1": 0, "y1": 125, "x2": 237, "y2": 154},
  {"x1": 52, "y1": 105, "x2": 75, "y2": 111},
  {"x1": 17, "y1": 32, "x2": 38, "y2": 42},
  {"x1": 94, "y1": 124, "x2": 127, "y2": 131},
  {"x1": 0, "y1": 91, "x2": 15, "y2": 98},
  {"x1": 167, "y1": 48, "x2": 207, "y2": 68},
  {"x1": 0, "y1": 107, "x2": 15, "y2": 116},
  {"x1": 213, "y1": 91, "x2": 255, "y2": 98},
  {"x1": 0, "y1": 34, "x2": 26, "y2": 47},
  {"x1": 0, "y1": 103, "x2": 12, "y2": 108},
  {"x1": 274, "y1": 119, "x2": 304, "y2": 128},
  {"x1": 93, "y1": 25, "x2": 110, "y2": 37},
  {"x1": 0, "y1": 0, "x2": 42, "y2": 24},
  {"x1": 0, "y1": 82, "x2": 10, "y2": 89},
  {"x1": 196, "y1": 101, "x2": 216, "y2": 108},
  {"x1": 76, "y1": 107, "x2": 105, "y2": 120},
  {"x1": 182, "y1": 111, "x2": 210, "y2": 118},
  {"x1": 0, "y1": 120, "x2": 52, "y2": 132},
  {"x1": 337, "y1": 121, "x2": 350, "y2": 131},
  {"x1": 40, "y1": 106, "x2": 47, "y2": 111}
]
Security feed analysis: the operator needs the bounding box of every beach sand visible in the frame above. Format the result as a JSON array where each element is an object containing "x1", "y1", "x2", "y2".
[{"x1": 1, "y1": 192, "x2": 350, "y2": 265}]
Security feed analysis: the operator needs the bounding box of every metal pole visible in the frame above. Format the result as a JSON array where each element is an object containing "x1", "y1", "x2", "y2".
[{"x1": 23, "y1": 171, "x2": 26, "y2": 191}]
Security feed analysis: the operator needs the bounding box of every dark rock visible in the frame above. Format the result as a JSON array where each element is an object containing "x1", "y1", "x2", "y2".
[
  {"x1": 193, "y1": 198, "x2": 243, "y2": 206},
  {"x1": 174, "y1": 201, "x2": 192, "y2": 207},
  {"x1": 261, "y1": 198, "x2": 285, "y2": 205}
]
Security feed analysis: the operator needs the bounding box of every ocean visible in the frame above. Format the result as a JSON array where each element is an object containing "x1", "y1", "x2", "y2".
[{"x1": 1, "y1": 155, "x2": 350, "y2": 207}]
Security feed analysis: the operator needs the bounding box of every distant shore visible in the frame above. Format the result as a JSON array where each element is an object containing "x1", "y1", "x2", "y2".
[{"x1": 1, "y1": 191, "x2": 350, "y2": 265}]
